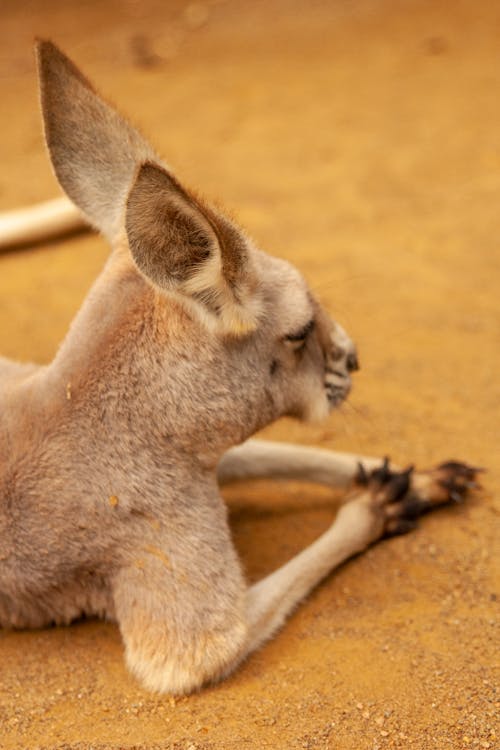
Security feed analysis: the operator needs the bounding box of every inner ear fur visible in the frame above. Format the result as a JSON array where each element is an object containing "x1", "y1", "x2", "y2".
[{"x1": 126, "y1": 162, "x2": 262, "y2": 336}]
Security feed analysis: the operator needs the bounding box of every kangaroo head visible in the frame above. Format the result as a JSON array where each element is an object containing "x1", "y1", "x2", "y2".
[{"x1": 37, "y1": 41, "x2": 358, "y2": 456}]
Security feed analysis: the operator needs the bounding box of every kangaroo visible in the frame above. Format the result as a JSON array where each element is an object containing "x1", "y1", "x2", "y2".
[{"x1": 0, "y1": 41, "x2": 480, "y2": 695}]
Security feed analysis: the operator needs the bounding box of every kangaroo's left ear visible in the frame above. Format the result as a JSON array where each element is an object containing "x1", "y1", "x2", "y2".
[
  {"x1": 37, "y1": 39, "x2": 157, "y2": 243},
  {"x1": 126, "y1": 162, "x2": 262, "y2": 336}
]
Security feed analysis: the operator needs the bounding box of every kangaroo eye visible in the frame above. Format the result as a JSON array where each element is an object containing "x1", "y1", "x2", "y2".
[{"x1": 285, "y1": 319, "x2": 315, "y2": 350}]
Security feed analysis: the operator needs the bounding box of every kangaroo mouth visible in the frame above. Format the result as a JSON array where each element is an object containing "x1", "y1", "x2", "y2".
[{"x1": 325, "y1": 379, "x2": 351, "y2": 408}]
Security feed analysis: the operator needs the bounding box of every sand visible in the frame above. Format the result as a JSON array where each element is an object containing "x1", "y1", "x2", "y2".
[{"x1": 0, "y1": 1, "x2": 498, "y2": 748}]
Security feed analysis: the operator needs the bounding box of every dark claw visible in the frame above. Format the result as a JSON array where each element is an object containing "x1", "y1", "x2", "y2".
[
  {"x1": 435, "y1": 459, "x2": 485, "y2": 500},
  {"x1": 361, "y1": 460, "x2": 415, "y2": 503},
  {"x1": 436, "y1": 461, "x2": 485, "y2": 479},
  {"x1": 465, "y1": 481, "x2": 480, "y2": 489},
  {"x1": 371, "y1": 456, "x2": 392, "y2": 484},
  {"x1": 386, "y1": 465, "x2": 414, "y2": 503},
  {"x1": 356, "y1": 462, "x2": 369, "y2": 486},
  {"x1": 439, "y1": 480, "x2": 474, "y2": 499},
  {"x1": 401, "y1": 496, "x2": 425, "y2": 519},
  {"x1": 439, "y1": 477, "x2": 465, "y2": 492}
]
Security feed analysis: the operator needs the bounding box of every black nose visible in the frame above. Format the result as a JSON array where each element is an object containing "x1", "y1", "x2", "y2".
[{"x1": 346, "y1": 352, "x2": 360, "y2": 372}]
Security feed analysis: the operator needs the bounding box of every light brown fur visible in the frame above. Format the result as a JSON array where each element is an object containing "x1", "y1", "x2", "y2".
[{"x1": 0, "y1": 41, "x2": 480, "y2": 695}]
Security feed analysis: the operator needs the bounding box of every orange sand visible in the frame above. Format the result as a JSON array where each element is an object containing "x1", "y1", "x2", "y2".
[{"x1": 0, "y1": 2, "x2": 498, "y2": 748}]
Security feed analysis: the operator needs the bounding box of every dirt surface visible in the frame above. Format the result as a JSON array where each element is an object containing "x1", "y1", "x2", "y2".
[{"x1": 0, "y1": 1, "x2": 498, "y2": 748}]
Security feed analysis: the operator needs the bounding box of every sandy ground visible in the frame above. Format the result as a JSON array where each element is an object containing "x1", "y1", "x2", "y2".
[{"x1": 0, "y1": 1, "x2": 498, "y2": 748}]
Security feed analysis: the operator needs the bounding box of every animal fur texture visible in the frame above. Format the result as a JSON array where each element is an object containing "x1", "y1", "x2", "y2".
[{"x1": 0, "y1": 41, "x2": 480, "y2": 694}]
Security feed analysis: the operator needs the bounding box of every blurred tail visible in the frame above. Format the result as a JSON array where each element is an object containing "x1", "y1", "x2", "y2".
[{"x1": 0, "y1": 197, "x2": 87, "y2": 250}]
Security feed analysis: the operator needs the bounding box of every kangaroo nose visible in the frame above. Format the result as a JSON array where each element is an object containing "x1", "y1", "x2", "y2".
[{"x1": 346, "y1": 352, "x2": 360, "y2": 372}]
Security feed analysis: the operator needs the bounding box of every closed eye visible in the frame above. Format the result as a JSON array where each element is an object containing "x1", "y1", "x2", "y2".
[{"x1": 285, "y1": 318, "x2": 315, "y2": 349}]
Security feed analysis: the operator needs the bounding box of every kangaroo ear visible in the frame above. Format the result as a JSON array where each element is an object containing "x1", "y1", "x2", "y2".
[
  {"x1": 36, "y1": 40, "x2": 157, "y2": 242},
  {"x1": 126, "y1": 162, "x2": 262, "y2": 336}
]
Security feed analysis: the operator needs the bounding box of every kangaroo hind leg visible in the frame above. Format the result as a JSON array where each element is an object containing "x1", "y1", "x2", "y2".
[
  {"x1": 113, "y1": 461, "x2": 479, "y2": 694},
  {"x1": 112, "y1": 522, "x2": 248, "y2": 695}
]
